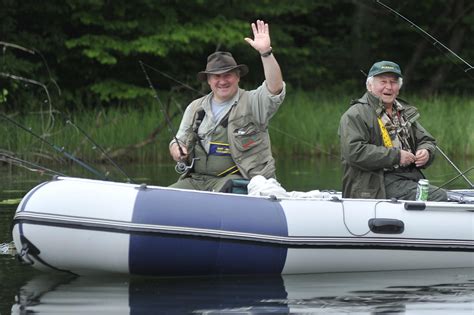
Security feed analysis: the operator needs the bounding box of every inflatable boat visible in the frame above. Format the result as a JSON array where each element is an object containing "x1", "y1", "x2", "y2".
[{"x1": 11, "y1": 176, "x2": 474, "y2": 276}]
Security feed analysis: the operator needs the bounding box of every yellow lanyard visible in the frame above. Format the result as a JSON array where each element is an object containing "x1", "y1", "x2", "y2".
[{"x1": 377, "y1": 117, "x2": 393, "y2": 148}]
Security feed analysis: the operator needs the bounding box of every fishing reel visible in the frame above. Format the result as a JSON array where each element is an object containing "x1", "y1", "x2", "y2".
[{"x1": 175, "y1": 157, "x2": 199, "y2": 174}]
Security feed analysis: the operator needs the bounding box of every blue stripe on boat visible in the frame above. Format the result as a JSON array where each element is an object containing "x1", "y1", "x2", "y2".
[{"x1": 129, "y1": 188, "x2": 288, "y2": 276}]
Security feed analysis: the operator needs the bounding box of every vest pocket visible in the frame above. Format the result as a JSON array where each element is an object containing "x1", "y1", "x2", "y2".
[{"x1": 232, "y1": 123, "x2": 263, "y2": 151}]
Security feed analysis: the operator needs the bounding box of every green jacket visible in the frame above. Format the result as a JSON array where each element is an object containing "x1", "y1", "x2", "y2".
[{"x1": 338, "y1": 92, "x2": 437, "y2": 199}]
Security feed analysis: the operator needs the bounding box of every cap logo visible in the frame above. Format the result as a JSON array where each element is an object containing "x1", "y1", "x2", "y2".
[{"x1": 368, "y1": 60, "x2": 402, "y2": 78}]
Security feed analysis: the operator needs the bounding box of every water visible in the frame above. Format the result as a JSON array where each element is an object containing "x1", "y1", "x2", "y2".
[{"x1": 1, "y1": 157, "x2": 473, "y2": 314}]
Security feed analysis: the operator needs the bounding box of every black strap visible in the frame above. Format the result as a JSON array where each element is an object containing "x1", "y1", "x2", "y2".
[
  {"x1": 220, "y1": 113, "x2": 230, "y2": 128},
  {"x1": 194, "y1": 109, "x2": 230, "y2": 129},
  {"x1": 194, "y1": 109, "x2": 206, "y2": 134}
]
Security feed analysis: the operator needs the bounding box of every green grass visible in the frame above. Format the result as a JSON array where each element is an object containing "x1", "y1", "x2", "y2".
[
  {"x1": 2, "y1": 91, "x2": 473, "y2": 164},
  {"x1": 271, "y1": 90, "x2": 473, "y2": 159}
]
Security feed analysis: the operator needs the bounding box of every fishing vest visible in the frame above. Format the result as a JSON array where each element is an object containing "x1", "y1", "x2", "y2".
[
  {"x1": 192, "y1": 114, "x2": 240, "y2": 177},
  {"x1": 185, "y1": 89, "x2": 276, "y2": 179}
]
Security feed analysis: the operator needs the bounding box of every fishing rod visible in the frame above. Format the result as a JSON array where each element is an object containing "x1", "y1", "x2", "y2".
[
  {"x1": 62, "y1": 115, "x2": 135, "y2": 183},
  {"x1": 375, "y1": 1, "x2": 474, "y2": 75},
  {"x1": 145, "y1": 62, "x2": 337, "y2": 158},
  {"x1": 0, "y1": 153, "x2": 67, "y2": 177},
  {"x1": 139, "y1": 61, "x2": 197, "y2": 174},
  {"x1": 376, "y1": 1, "x2": 474, "y2": 189},
  {"x1": 436, "y1": 146, "x2": 474, "y2": 188},
  {"x1": 433, "y1": 166, "x2": 474, "y2": 192},
  {"x1": 142, "y1": 62, "x2": 205, "y2": 96},
  {"x1": 0, "y1": 113, "x2": 107, "y2": 180},
  {"x1": 2, "y1": 41, "x2": 135, "y2": 182},
  {"x1": 0, "y1": 78, "x2": 133, "y2": 182}
]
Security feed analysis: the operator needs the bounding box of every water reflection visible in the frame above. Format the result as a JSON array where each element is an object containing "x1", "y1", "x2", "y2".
[{"x1": 11, "y1": 268, "x2": 474, "y2": 314}]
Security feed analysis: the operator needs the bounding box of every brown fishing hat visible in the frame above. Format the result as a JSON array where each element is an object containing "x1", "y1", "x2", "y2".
[{"x1": 197, "y1": 51, "x2": 249, "y2": 81}]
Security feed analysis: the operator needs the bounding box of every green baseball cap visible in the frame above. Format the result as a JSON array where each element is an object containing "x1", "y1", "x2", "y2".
[{"x1": 368, "y1": 61, "x2": 402, "y2": 78}]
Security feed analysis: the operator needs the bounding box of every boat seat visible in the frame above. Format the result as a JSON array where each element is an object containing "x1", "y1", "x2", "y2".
[{"x1": 219, "y1": 178, "x2": 250, "y2": 194}]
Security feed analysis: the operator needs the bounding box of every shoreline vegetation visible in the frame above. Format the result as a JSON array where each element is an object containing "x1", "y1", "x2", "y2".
[{"x1": 2, "y1": 92, "x2": 473, "y2": 166}]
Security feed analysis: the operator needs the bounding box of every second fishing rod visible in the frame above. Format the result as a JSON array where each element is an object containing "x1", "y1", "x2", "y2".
[
  {"x1": 139, "y1": 60, "x2": 198, "y2": 174},
  {"x1": 376, "y1": 0, "x2": 474, "y2": 189},
  {"x1": 1, "y1": 112, "x2": 108, "y2": 180},
  {"x1": 2, "y1": 41, "x2": 135, "y2": 183}
]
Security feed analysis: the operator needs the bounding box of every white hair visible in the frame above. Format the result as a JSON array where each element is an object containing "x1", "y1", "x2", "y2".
[{"x1": 366, "y1": 75, "x2": 403, "y2": 90}]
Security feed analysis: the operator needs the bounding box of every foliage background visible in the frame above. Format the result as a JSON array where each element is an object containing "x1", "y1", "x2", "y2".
[
  {"x1": 2, "y1": 0, "x2": 473, "y2": 109},
  {"x1": 1, "y1": 0, "x2": 473, "y2": 168}
]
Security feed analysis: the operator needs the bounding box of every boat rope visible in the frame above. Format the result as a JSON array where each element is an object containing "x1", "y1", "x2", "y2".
[
  {"x1": 14, "y1": 211, "x2": 474, "y2": 250},
  {"x1": 0, "y1": 241, "x2": 17, "y2": 256},
  {"x1": 376, "y1": 0, "x2": 474, "y2": 77},
  {"x1": 336, "y1": 198, "x2": 393, "y2": 237}
]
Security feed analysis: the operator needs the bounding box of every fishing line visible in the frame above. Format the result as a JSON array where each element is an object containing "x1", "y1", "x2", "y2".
[
  {"x1": 141, "y1": 62, "x2": 205, "y2": 96},
  {"x1": 2, "y1": 42, "x2": 134, "y2": 182},
  {"x1": 62, "y1": 116, "x2": 135, "y2": 183},
  {"x1": 432, "y1": 166, "x2": 474, "y2": 193},
  {"x1": 404, "y1": 124, "x2": 472, "y2": 190},
  {"x1": 376, "y1": 1, "x2": 474, "y2": 78},
  {"x1": 0, "y1": 153, "x2": 67, "y2": 177},
  {"x1": 1, "y1": 113, "x2": 107, "y2": 180},
  {"x1": 144, "y1": 61, "x2": 336, "y2": 159},
  {"x1": 269, "y1": 125, "x2": 338, "y2": 158},
  {"x1": 139, "y1": 60, "x2": 196, "y2": 174},
  {"x1": 375, "y1": 2, "x2": 474, "y2": 189},
  {"x1": 434, "y1": 146, "x2": 473, "y2": 188}
]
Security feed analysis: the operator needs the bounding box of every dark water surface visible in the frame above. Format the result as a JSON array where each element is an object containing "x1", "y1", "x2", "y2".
[{"x1": 1, "y1": 157, "x2": 473, "y2": 314}]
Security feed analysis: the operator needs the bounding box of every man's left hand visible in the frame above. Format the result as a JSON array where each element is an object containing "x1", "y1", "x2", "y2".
[
  {"x1": 244, "y1": 20, "x2": 271, "y2": 54},
  {"x1": 415, "y1": 149, "x2": 429, "y2": 167}
]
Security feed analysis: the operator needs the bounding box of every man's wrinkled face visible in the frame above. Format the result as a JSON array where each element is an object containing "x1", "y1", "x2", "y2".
[
  {"x1": 367, "y1": 73, "x2": 400, "y2": 106},
  {"x1": 207, "y1": 71, "x2": 240, "y2": 102}
]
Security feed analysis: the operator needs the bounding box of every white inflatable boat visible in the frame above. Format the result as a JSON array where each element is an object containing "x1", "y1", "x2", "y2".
[{"x1": 11, "y1": 177, "x2": 474, "y2": 276}]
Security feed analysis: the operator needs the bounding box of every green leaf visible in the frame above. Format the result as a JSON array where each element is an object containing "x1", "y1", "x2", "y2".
[{"x1": 0, "y1": 198, "x2": 22, "y2": 205}]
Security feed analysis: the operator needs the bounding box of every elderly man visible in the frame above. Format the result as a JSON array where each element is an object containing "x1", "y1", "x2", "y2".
[
  {"x1": 169, "y1": 20, "x2": 285, "y2": 191},
  {"x1": 338, "y1": 60, "x2": 447, "y2": 201}
]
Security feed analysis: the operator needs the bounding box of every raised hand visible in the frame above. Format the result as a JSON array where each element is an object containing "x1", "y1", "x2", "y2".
[{"x1": 244, "y1": 20, "x2": 271, "y2": 54}]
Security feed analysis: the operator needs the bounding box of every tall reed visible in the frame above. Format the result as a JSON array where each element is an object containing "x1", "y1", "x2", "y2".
[{"x1": 2, "y1": 92, "x2": 472, "y2": 164}]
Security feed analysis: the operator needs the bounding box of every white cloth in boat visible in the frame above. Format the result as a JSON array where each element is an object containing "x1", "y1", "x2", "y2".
[{"x1": 248, "y1": 175, "x2": 332, "y2": 198}]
